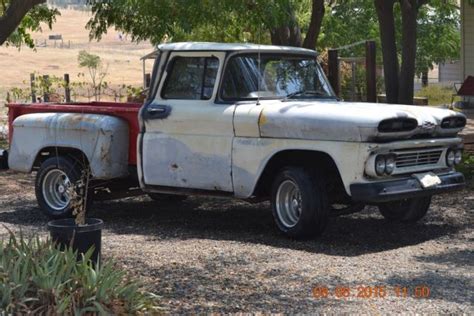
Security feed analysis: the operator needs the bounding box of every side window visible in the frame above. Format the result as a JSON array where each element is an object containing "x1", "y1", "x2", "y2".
[
  {"x1": 162, "y1": 56, "x2": 219, "y2": 100},
  {"x1": 147, "y1": 52, "x2": 162, "y2": 101}
]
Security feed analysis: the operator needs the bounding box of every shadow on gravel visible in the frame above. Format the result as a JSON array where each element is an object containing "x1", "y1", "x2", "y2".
[
  {"x1": 0, "y1": 195, "x2": 467, "y2": 257},
  {"x1": 415, "y1": 248, "x2": 474, "y2": 268},
  {"x1": 115, "y1": 255, "x2": 350, "y2": 314},
  {"x1": 94, "y1": 196, "x2": 465, "y2": 257},
  {"x1": 383, "y1": 270, "x2": 473, "y2": 306}
]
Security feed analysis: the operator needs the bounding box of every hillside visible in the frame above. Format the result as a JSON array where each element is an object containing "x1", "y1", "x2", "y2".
[{"x1": 0, "y1": 9, "x2": 154, "y2": 104}]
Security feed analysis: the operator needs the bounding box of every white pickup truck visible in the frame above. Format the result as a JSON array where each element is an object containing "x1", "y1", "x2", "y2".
[{"x1": 3, "y1": 42, "x2": 467, "y2": 239}]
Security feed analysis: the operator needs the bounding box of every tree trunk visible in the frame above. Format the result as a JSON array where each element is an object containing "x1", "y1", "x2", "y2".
[
  {"x1": 302, "y1": 0, "x2": 325, "y2": 50},
  {"x1": 270, "y1": 6, "x2": 302, "y2": 47},
  {"x1": 0, "y1": 0, "x2": 46, "y2": 45},
  {"x1": 374, "y1": 0, "x2": 399, "y2": 104},
  {"x1": 398, "y1": 0, "x2": 418, "y2": 104},
  {"x1": 270, "y1": 26, "x2": 301, "y2": 46},
  {"x1": 421, "y1": 70, "x2": 428, "y2": 87}
]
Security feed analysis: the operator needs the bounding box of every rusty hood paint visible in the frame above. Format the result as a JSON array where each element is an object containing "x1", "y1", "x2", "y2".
[{"x1": 257, "y1": 100, "x2": 466, "y2": 142}]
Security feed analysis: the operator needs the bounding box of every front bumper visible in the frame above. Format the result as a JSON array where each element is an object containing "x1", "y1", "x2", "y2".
[{"x1": 350, "y1": 172, "x2": 465, "y2": 203}]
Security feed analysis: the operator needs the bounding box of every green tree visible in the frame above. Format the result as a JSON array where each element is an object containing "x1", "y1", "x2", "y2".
[
  {"x1": 375, "y1": 0, "x2": 459, "y2": 104},
  {"x1": 86, "y1": 0, "x2": 460, "y2": 105},
  {"x1": 78, "y1": 50, "x2": 108, "y2": 101},
  {"x1": 319, "y1": 0, "x2": 459, "y2": 103},
  {"x1": 87, "y1": 0, "x2": 331, "y2": 49},
  {"x1": 0, "y1": 0, "x2": 59, "y2": 48},
  {"x1": 416, "y1": 1, "x2": 460, "y2": 78}
]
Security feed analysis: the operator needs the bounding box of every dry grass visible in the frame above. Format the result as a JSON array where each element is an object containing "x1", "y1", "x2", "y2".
[{"x1": 0, "y1": 9, "x2": 155, "y2": 103}]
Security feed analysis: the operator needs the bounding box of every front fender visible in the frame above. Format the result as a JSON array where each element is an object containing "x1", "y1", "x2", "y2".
[
  {"x1": 232, "y1": 137, "x2": 368, "y2": 198},
  {"x1": 8, "y1": 113, "x2": 129, "y2": 179}
]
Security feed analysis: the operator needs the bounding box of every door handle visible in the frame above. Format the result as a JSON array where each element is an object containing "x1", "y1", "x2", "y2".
[
  {"x1": 146, "y1": 104, "x2": 171, "y2": 119},
  {"x1": 147, "y1": 107, "x2": 166, "y2": 113}
]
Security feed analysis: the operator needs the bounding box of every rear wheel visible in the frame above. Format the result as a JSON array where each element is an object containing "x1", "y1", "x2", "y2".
[
  {"x1": 378, "y1": 196, "x2": 432, "y2": 222},
  {"x1": 35, "y1": 156, "x2": 91, "y2": 219},
  {"x1": 271, "y1": 167, "x2": 329, "y2": 239}
]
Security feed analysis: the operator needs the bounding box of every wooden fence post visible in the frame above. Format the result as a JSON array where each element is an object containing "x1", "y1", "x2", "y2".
[
  {"x1": 64, "y1": 73, "x2": 71, "y2": 102},
  {"x1": 365, "y1": 40, "x2": 377, "y2": 103},
  {"x1": 328, "y1": 49, "x2": 340, "y2": 97},
  {"x1": 43, "y1": 75, "x2": 50, "y2": 102},
  {"x1": 30, "y1": 73, "x2": 36, "y2": 103}
]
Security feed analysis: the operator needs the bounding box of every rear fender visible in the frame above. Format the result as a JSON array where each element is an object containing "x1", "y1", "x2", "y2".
[{"x1": 8, "y1": 113, "x2": 129, "y2": 179}]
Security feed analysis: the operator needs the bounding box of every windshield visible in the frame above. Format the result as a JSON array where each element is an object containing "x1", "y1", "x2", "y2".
[{"x1": 221, "y1": 54, "x2": 336, "y2": 101}]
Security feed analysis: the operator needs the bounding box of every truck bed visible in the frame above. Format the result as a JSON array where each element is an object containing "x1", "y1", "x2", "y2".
[{"x1": 7, "y1": 102, "x2": 142, "y2": 165}]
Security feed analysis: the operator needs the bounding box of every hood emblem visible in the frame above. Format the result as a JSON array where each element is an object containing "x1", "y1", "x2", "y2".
[{"x1": 421, "y1": 121, "x2": 436, "y2": 131}]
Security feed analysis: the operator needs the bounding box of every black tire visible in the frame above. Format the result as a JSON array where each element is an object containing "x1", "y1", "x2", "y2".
[
  {"x1": 35, "y1": 156, "x2": 91, "y2": 219},
  {"x1": 271, "y1": 167, "x2": 329, "y2": 239},
  {"x1": 378, "y1": 196, "x2": 432, "y2": 222},
  {"x1": 147, "y1": 193, "x2": 187, "y2": 203}
]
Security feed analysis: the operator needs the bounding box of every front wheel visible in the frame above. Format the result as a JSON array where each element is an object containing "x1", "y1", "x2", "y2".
[
  {"x1": 377, "y1": 196, "x2": 432, "y2": 222},
  {"x1": 35, "y1": 156, "x2": 91, "y2": 219},
  {"x1": 271, "y1": 167, "x2": 329, "y2": 239}
]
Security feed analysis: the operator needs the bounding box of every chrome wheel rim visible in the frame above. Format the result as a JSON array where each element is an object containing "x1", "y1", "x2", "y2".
[
  {"x1": 42, "y1": 169, "x2": 71, "y2": 211},
  {"x1": 276, "y1": 179, "x2": 302, "y2": 228}
]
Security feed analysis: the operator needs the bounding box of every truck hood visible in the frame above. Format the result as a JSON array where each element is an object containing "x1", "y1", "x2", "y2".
[{"x1": 258, "y1": 100, "x2": 466, "y2": 142}]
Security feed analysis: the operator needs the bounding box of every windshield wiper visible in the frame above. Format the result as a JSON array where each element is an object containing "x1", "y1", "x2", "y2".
[{"x1": 283, "y1": 90, "x2": 332, "y2": 101}]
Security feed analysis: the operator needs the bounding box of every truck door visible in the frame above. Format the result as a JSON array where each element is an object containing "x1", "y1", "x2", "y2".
[{"x1": 141, "y1": 51, "x2": 235, "y2": 192}]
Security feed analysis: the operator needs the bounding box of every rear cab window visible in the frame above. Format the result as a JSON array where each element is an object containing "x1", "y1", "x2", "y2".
[{"x1": 162, "y1": 56, "x2": 219, "y2": 100}]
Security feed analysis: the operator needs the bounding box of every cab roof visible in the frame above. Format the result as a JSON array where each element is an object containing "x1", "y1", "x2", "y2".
[{"x1": 156, "y1": 42, "x2": 317, "y2": 55}]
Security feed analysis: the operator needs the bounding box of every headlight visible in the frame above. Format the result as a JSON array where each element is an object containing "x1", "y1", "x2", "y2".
[
  {"x1": 375, "y1": 156, "x2": 386, "y2": 176},
  {"x1": 385, "y1": 155, "x2": 396, "y2": 174},
  {"x1": 441, "y1": 116, "x2": 466, "y2": 129},
  {"x1": 378, "y1": 118, "x2": 418, "y2": 133},
  {"x1": 446, "y1": 150, "x2": 455, "y2": 167},
  {"x1": 454, "y1": 149, "x2": 463, "y2": 165}
]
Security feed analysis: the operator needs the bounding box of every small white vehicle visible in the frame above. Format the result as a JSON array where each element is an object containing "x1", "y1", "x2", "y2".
[{"x1": 3, "y1": 42, "x2": 467, "y2": 239}]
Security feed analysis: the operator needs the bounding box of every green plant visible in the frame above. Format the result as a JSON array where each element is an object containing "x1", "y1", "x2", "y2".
[
  {"x1": 8, "y1": 87, "x2": 30, "y2": 103},
  {"x1": 8, "y1": 73, "x2": 68, "y2": 103},
  {"x1": 415, "y1": 85, "x2": 454, "y2": 106},
  {"x1": 78, "y1": 51, "x2": 109, "y2": 101},
  {"x1": 340, "y1": 65, "x2": 384, "y2": 101},
  {"x1": 0, "y1": 231, "x2": 160, "y2": 314},
  {"x1": 457, "y1": 153, "x2": 474, "y2": 185}
]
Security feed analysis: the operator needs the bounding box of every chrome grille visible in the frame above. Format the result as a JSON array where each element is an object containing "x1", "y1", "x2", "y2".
[{"x1": 395, "y1": 150, "x2": 443, "y2": 168}]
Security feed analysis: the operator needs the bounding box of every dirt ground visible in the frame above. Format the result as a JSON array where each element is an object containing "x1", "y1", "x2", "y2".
[{"x1": 0, "y1": 170, "x2": 472, "y2": 313}]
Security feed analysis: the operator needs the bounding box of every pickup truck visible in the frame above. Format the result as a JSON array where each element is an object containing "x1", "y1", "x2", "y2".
[{"x1": 1, "y1": 42, "x2": 467, "y2": 239}]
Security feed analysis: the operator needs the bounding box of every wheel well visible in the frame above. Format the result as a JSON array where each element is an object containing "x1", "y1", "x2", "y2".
[
  {"x1": 33, "y1": 147, "x2": 90, "y2": 170},
  {"x1": 252, "y1": 150, "x2": 349, "y2": 203}
]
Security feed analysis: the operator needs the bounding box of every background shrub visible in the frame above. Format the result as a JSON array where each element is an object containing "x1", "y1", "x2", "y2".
[
  {"x1": 457, "y1": 153, "x2": 474, "y2": 187},
  {"x1": 415, "y1": 84, "x2": 454, "y2": 106}
]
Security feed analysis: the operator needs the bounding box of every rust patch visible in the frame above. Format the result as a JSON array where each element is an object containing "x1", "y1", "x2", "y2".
[
  {"x1": 100, "y1": 144, "x2": 110, "y2": 164},
  {"x1": 258, "y1": 110, "x2": 268, "y2": 125}
]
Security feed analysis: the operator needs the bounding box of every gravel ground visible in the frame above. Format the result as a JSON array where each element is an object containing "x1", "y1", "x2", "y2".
[{"x1": 0, "y1": 170, "x2": 472, "y2": 314}]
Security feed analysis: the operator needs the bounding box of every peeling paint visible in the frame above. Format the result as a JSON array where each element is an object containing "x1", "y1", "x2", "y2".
[
  {"x1": 9, "y1": 113, "x2": 129, "y2": 179},
  {"x1": 258, "y1": 111, "x2": 267, "y2": 125}
]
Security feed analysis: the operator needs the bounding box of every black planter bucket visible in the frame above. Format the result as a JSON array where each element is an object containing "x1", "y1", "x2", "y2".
[{"x1": 48, "y1": 218, "x2": 104, "y2": 265}]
